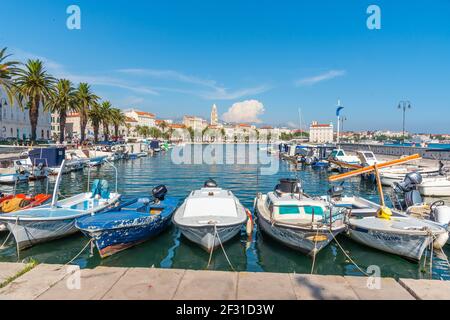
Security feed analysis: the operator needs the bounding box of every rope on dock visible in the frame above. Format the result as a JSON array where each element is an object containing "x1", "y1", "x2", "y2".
[
  {"x1": 57, "y1": 239, "x2": 94, "y2": 270},
  {"x1": 310, "y1": 228, "x2": 319, "y2": 274},
  {"x1": 328, "y1": 228, "x2": 368, "y2": 276}
]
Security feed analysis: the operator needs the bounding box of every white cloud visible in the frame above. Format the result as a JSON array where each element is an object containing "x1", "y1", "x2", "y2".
[
  {"x1": 295, "y1": 70, "x2": 346, "y2": 87},
  {"x1": 222, "y1": 100, "x2": 265, "y2": 123},
  {"x1": 119, "y1": 68, "x2": 270, "y2": 100}
]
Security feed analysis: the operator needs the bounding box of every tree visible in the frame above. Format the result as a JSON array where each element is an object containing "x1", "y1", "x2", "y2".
[
  {"x1": 136, "y1": 125, "x2": 151, "y2": 138},
  {"x1": 88, "y1": 102, "x2": 103, "y2": 143},
  {"x1": 15, "y1": 59, "x2": 55, "y2": 141},
  {"x1": 202, "y1": 127, "x2": 210, "y2": 142},
  {"x1": 110, "y1": 108, "x2": 125, "y2": 140},
  {"x1": 149, "y1": 127, "x2": 162, "y2": 139},
  {"x1": 0, "y1": 47, "x2": 20, "y2": 105},
  {"x1": 187, "y1": 127, "x2": 195, "y2": 142},
  {"x1": 100, "y1": 101, "x2": 113, "y2": 141},
  {"x1": 75, "y1": 83, "x2": 99, "y2": 142},
  {"x1": 46, "y1": 79, "x2": 76, "y2": 143},
  {"x1": 158, "y1": 120, "x2": 168, "y2": 134}
]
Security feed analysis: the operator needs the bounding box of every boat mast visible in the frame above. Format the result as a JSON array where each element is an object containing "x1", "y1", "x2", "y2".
[{"x1": 51, "y1": 160, "x2": 66, "y2": 208}]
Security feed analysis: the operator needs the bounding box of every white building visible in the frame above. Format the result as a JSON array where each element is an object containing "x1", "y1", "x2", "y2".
[
  {"x1": 124, "y1": 109, "x2": 156, "y2": 127},
  {"x1": 183, "y1": 115, "x2": 208, "y2": 132},
  {"x1": 0, "y1": 93, "x2": 51, "y2": 141},
  {"x1": 210, "y1": 104, "x2": 219, "y2": 125},
  {"x1": 309, "y1": 121, "x2": 334, "y2": 143}
]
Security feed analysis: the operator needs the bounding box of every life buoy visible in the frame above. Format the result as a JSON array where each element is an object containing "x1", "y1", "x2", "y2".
[{"x1": 245, "y1": 208, "x2": 254, "y2": 236}]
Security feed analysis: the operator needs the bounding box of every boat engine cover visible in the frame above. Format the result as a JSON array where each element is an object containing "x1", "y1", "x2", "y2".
[
  {"x1": 204, "y1": 179, "x2": 218, "y2": 188},
  {"x1": 434, "y1": 206, "x2": 450, "y2": 226},
  {"x1": 405, "y1": 172, "x2": 423, "y2": 186},
  {"x1": 328, "y1": 186, "x2": 344, "y2": 198},
  {"x1": 404, "y1": 190, "x2": 423, "y2": 207},
  {"x1": 152, "y1": 185, "x2": 168, "y2": 201}
]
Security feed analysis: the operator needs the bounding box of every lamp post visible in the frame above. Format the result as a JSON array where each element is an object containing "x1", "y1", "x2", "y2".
[
  {"x1": 0, "y1": 97, "x2": 8, "y2": 122},
  {"x1": 340, "y1": 116, "x2": 347, "y2": 140},
  {"x1": 398, "y1": 100, "x2": 411, "y2": 144}
]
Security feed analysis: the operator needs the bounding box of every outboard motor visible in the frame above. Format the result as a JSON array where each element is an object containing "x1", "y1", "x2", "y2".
[
  {"x1": 152, "y1": 185, "x2": 168, "y2": 201},
  {"x1": 328, "y1": 185, "x2": 344, "y2": 199},
  {"x1": 392, "y1": 172, "x2": 424, "y2": 210},
  {"x1": 204, "y1": 178, "x2": 218, "y2": 188},
  {"x1": 275, "y1": 178, "x2": 302, "y2": 194}
]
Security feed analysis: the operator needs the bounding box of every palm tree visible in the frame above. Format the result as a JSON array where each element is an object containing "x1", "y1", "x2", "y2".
[
  {"x1": 201, "y1": 127, "x2": 210, "y2": 142},
  {"x1": 110, "y1": 108, "x2": 125, "y2": 140},
  {"x1": 136, "y1": 125, "x2": 150, "y2": 138},
  {"x1": 0, "y1": 47, "x2": 20, "y2": 105},
  {"x1": 220, "y1": 128, "x2": 226, "y2": 143},
  {"x1": 158, "y1": 120, "x2": 168, "y2": 134},
  {"x1": 88, "y1": 102, "x2": 103, "y2": 143},
  {"x1": 100, "y1": 101, "x2": 113, "y2": 141},
  {"x1": 166, "y1": 127, "x2": 174, "y2": 141},
  {"x1": 15, "y1": 59, "x2": 55, "y2": 142},
  {"x1": 187, "y1": 127, "x2": 195, "y2": 142},
  {"x1": 75, "y1": 83, "x2": 99, "y2": 142},
  {"x1": 45, "y1": 79, "x2": 76, "y2": 143},
  {"x1": 149, "y1": 127, "x2": 162, "y2": 139}
]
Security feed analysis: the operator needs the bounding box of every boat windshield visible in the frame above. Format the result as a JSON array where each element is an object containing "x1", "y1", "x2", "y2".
[{"x1": 278, "y1": 205, "x2": 324, "y2": 215}]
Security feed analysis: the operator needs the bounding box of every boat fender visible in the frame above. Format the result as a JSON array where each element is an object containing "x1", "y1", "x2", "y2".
[
  {"x1": 432, "y1": 204, "x2": 450, "y2": 226},
  {"x1": 246, "y1": 209, "x2": 254, "y2": 236},
  {"x1": 377, "y1": 206, "x2": 392, "y2": 220}
]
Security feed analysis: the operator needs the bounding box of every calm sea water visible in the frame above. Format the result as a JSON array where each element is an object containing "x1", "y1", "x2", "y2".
[{"x1": 1, "y1": 144, "x2": 449, "y2": 280}]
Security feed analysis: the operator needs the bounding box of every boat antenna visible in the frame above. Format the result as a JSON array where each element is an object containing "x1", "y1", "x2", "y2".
[{"x1": 51, "y1": 159, "x2": 66, "y2": 208}]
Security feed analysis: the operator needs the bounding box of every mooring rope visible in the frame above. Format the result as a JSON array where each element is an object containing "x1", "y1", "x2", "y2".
[
  {"x1": 310, "y1": 227, "x2": 320, "y2": 274},
  {"x1": 57, "y1": 239, "x2": 94, "y2": 270},
  {"x1": 206, "y1": 224, "x2": 235, "y2": 272},
  {"x1": 328, "y1": 228, "x2": 368, "y2": 276}
]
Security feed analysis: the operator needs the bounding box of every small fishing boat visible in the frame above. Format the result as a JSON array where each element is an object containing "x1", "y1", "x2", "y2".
[
  {"x1": 379, "y1": 161, "x2": 444, "y2": 187},
  {"x1": 0, "y1": 159, "x2": 30, "y2": 184},
  {"x1": 0, "y1": 160, "x2": 121, "y2": 250},
  {"x1": 328, "y1": 155, "x2": 448, "y2": 261},
  {"x1": 16, "y1": 157, "x2": 49, "y2": 181},
  {"x1": 76, "y1": 185, "x2": 178, "y2": 258},
  {"x1": 327, "y1": 149, "x2": 361, "y2": 172},
  {"x1": 417, "y1": 176, "x2": 450, "y2": 197},
  {"x1": 173, "y1": 179, "x2": 250, "y2": 252},
  {"x1": 255, "y1": 179, "x2": 346, "y2": 257}
]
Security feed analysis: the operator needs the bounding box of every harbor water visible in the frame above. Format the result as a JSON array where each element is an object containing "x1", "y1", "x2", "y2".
[{"x1": 1, "y1": 145, "x2": 449, "y2": 280}]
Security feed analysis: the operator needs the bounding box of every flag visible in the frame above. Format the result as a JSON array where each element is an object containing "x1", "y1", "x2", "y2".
[{"x1": 336, "y1": 106, "x2": 344, "y2": 117}]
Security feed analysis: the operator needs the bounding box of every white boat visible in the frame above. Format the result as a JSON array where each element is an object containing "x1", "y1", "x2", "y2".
[
  {"x1": 0, "y1": 159, "x2": 30, "y2": 184},
  {"x1": 328, "y1": 149, "x2": 361, "y2": 171},
  {"x1": 16, "y1": 157, "x2": 49, "y2": 181},
  {"x1": 328, "y1": 194, "x2": 448, "y2": 261},
  {"x1": 173, "y1": 179, "x2": 248, "y2": 252},
  {"x1": 0, "y1": 160, "x2": 121, "y2": 250},
  {"x1": 379, "y1": 162, "x2": 443, "y2": 187},
  {"x1": 417, "y1": 176, "x2": 450, "y2": 197},
  {"x1": 255, "y1": 179, "x2": 346, "y2": 257}
]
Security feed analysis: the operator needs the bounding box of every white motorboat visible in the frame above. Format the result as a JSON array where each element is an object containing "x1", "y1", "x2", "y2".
[
  {"x1": 379, "y1": 164, "x2": 443, "y2": 187},
  {"x1": 255, "y1": 179, "x2": 346, "y2": 257},
  {"x1": 0, "y1": 160, "x2": 121, "y2": 250},
  {"x1": 15, "y1": 157, "x2": 49, "y2": 181},
  {"x1": 173, "y1": 179, "x2": 249, "y2": 252},
  {"x1": 328, "y1": 149, "x2": 361, "y2": 172},
  {"x1": 417, "y1": 176, "x2": 450, "y2": 197},
  {"x1": 0, "y1": 159, "x2": 30, "y2": 184}
]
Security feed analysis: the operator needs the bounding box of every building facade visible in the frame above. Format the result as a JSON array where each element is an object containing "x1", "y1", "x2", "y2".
[
  {"x1": 124, "y1": 109, "x2": 156, "y2": 128},
  {"x1": 0, "y1": 92, "x2": 51, "y2": 141},
  {"x1": 309, "y1": 121, "x2": 334, "y2": 143}
]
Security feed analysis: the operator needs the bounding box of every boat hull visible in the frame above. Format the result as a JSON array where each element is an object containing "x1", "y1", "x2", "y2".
[
  {"x1": 347, "y1": 225, "x2": 431, "y2": 261},
  {"x1": 4, "y1": 218, "x2": 79, "y2": 250},
  {"x1": 418, "y1": 184, "x2": 450, "y2": 197},
  {"x1": 80, "y1": 215, "x2": 173, "y2": 258},
  {"x1": 257, "y1": 209, "x2": 343, "y2": 256},
  {"x1": 178, "y1": 223, "x2": 242, "y2": 252}
]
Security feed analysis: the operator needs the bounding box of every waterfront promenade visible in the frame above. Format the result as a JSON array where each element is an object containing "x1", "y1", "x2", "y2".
[{"x1": 0, "y1": 262, "x2": 449, "y2": 300}]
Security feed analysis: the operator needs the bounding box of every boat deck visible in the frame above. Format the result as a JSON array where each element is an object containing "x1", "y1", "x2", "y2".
[{"x1": 0, "y1": 262, "x2": 449, "y2": 300}]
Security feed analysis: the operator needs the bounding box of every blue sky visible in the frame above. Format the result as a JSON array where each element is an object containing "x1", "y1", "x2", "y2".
[{"x1": 1, "y1": 0, "x2": 450, "y2": 133}]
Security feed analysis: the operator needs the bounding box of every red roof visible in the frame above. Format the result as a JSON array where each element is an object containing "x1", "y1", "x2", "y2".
[
  {"x1": 135, "y1": 111, "x2": 155, "y2": 118},
  {"x1": 67, "y1": 113, "x2": 80, "y2": 118},
  {"x1": 125, "y1": 117, "x2": 137, "y2": 123},
  {"x1": 260, "y1": 126, "x2": 273, "y2": 129},
  {"x1": 238, "y1": 123, "x2": 251, "y2": 128},
  {"x1": 171, "y1": 123, "x2": 186, "y2": 129},
  {"x1": 311, "y1": 124, "x2": 332, "y2": 128}
]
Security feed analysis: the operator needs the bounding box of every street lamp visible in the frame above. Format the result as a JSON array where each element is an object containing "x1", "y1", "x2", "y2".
[
  {"x1": 0, "y1": 98, "x2": 8, "y2": 122},
  {"x1": 398, "y1": 100, "x2": 411, "y2": 144}
]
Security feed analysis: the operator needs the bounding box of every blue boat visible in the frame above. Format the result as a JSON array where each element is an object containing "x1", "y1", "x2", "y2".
[{"x1": 76, "y1": 185, "x2": 178, "y2": 258}]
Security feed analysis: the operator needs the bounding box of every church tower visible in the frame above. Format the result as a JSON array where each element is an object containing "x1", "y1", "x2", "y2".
[{"x1": 210, "y1": 104, "x2": 218, "y2": 125}]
